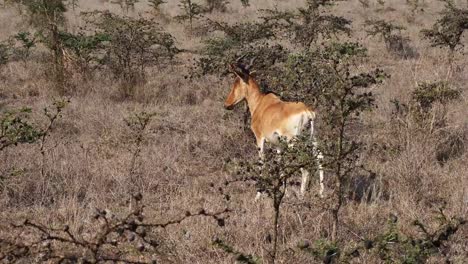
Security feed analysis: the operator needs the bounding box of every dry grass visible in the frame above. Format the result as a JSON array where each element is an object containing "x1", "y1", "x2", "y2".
[{"x1": 0, "y1": 0, "x2": 467, "y2": 263}]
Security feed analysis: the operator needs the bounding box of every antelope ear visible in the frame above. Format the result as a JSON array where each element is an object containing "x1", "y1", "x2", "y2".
[{"x1": 229, "y1": 64, "x2": 249, "y2": 83}]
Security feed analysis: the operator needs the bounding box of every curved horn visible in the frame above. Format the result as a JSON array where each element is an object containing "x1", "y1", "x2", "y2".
[
  {"x1": 245, "y1": 57, "x2": 257, "y2": 71},
  {"x1": 235, "y1": 54, "x2": 247, "y2": 65}
]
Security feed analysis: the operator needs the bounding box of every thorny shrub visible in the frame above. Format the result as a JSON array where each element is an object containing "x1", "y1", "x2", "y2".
[
  {"x1": 421, "y1": 0, "x2": 468, "y2": 61},
  {"x1": 82, "y1": 11, "x2": 178, "y2": 97},
  {"x1": 225, "y1": 136, "x2": 320, "y2": 263},
  {"x1": 110, "y1": 0, "x2": 140, "y2": 14},
  {"x1": 364, "y1": 19, "x2": 418, "y2": 59},
  {"x1": 205, "y1": 0, "x2": 229, "y2": 12},
  {"x1": 299, "y1": 210, "x2": 465, "y2": 263},
  {"x1": 55, "y1": 30, "x2": 108, "y2": 76},
  {"x1": 213, "y1": 238, "x2": 260, "y2": 264},
  {"x1": 175, "y1": 0, "x2": 205, "y2": 32},
  {"x1": 194, "y1": 0, "x2": 352, "y2": 83},
  {"x1": 148, "y1": 0, "x2": 166, "y2": 14},
  {"x1": 2, "y1": 194, "x2": 230, "y2": 263},
  {"x1": 195, "y1": 18, "x2": 279, "y2": 76},
  {"x1": 0, "y1": 108, "x2": 42, "y2": 151},
  {"x1": 124, "y1": 111, "x2": 156, "y2": 193},
  {"x1": 261, "y1": 0, "x2": 351, "y2": 48},
  {"x1": 0, "y1": 41, "x2": 10, "y2": 69},
  {"x1": 220, "y1": 42, "x2": 387, "y2": 262},
  {"x1": 11, "y1": 32, "x2": 37, "y2": 63},
  {"x1": 278, "y1": 42, "x2": 386, "y2": 241},
  {"x1": 391, "y1": 81, "x2": 461, "y2": 134},
  {"x1": 390, "y1": 81, "x2": 463, "y2": 165},
  {"x1": 6, "y1": 0, "x2": 71, "y2": 91}
]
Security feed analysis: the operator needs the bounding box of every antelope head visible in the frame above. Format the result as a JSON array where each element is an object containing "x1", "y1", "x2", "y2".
[{"x1": 224, "y1": 56, "x2": 256, "y2": 110}]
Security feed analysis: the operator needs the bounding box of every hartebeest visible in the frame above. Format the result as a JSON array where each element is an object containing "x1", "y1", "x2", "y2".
[{"x1": 224, "y1": 59, "x2": 324, "y2": 197}]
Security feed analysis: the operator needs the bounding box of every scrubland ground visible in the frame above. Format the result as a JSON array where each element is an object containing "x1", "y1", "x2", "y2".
[{"x1": 0, "y1": 0, "x2": 467, "y2": 263}]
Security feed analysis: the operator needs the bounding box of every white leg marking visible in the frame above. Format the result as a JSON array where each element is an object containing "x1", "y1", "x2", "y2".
[
  {"x1": 310, "y1": 120, "x2": 315, "y2": 138},
  {"x1": 313, "y1": 141, "x2": 324, "y2": 198},
  {"x1": 255, "y1": 191, "x2": 262, "y2": 201},
  {"x1": 312, "y1": 136, "x2": 325, "y2": 198},
  {"x1": 318, "y1": 164, "x2": 324, "y2": 198},
  {"x1": 300, "y1": 168, "x2": 310, "y2": 196},
  {"x1": 258, "y1": 137, "x2": 265, "y2": 159}
]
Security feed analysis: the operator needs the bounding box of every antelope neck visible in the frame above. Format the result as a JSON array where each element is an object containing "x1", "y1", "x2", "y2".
[{"x1": 244, "y1": 79, "x2": 263, "y2": 117}]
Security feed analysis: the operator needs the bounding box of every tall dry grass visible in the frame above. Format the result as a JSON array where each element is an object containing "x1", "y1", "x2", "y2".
[{"x1": 0, "y1": 0, "x2": 467, "y2": 263}]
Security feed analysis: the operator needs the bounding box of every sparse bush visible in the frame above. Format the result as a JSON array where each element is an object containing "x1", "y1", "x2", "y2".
[
  {"x1": 9, "y1": 0, "x2": 70, "y2": 91},
  {"x1": 223, "y1": 43, "x2": 387, "y2": 260},
  {"x1": 226, "y1": 135, "x2": 320, "y2": 263},
  {"x1": 435, "y1": 130, "x2": 465, "y2": 164},
  {"x1": 124, "y1": 111, "x2": 155, "y2": 192},
  {"x1": 412, "y1": 81, "x2": 460, "y2": 112},
  {"x1": 213, "y1": 238, "x2": 260, "y2": 264},
  {"x1": 110, "y1": 0, "x2": 140, "y2": 14},
  {"x1": 421, "y1": 1, "x2": 468, "y2": 64},
  {"x1": 298, "y1": 43, "x2": 385, "y2": 241},
  {"x1": 262, "y1": 0, "x2": 351, "y2": 48},
  {"x1": 370, "y1": 210, "x2": 465, "y2": 263},
  {"x1": 299, "y1": 211, "x2": 465, "y2": 263},
  {"x1": 0, "y1": 40, "x2": 11, "y2": 70},
  {"x1": 4, "y1": 194, "x2": 230, "y2": 263},
  {"x1": 38, "y1": 98, "x2": 69, "y2": 178},
  {"x1": 175, "y1": 0, "x2": 204, "y2": 32},
  {"x1": 239, "y1": 0, "x2": 249, "y2": 7},
  {"x1": 244, "y1": 42, "x2": 387, "y2": 242},
  {"x1": 412, "y1": 81, "x2": 460, "y2": 131},
  {"x1": 58, "y1": 31, "x2": 109, "y2": 76},
  {"x1": 83, "y1": 11, "x2": 178, "y2": 97},
  {"x1": 358, "y1": 0, "x2": 370, "y2": 8},
  {"x1": 148, "y1": 0, "x2": 166, "y2": 14},
  {"x1": 11, "y1": 32, "x2": 37, "y2": 63},
  {"x1": 205, "y1": 0, "x2": 229, "y2": 12},
  {"x1": 406, "y1": 0, "x2": 425, "y2": 15},
  {"x1": 0, "y1": 108, "x2": 42, "y2": 151},
  {"x1": 300, "y1": 238, "x2": 340, "y2": 263},
  {"x1": 392, "y1": 81, "x2": 461, "y2": 134},
  {"x1": 365, "y1": 19, "x2": 418, "y2": 59},
  {"x1": 195, "y1": 19, "x2": 279, "y2": 77},
  {"x1": 12, "y1": 0, "x2": 68, "y2": 26}
]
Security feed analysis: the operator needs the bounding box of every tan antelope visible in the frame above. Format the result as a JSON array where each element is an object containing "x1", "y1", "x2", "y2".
[{"x1": 224, "y1": 59, "x2": 324, "y2": 198}]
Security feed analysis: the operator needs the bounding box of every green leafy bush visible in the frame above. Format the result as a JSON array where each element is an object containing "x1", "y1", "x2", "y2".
[
  {"x1": 110, "y1": 0, "x2": 140, "y2": 13},
  {"x1": 391, "y1": 81, "x2": 460, "y2": 133},
  {"x1": 58, "y1": 31, "x2": 109, "y2": 75},
  {"x1": 175, "y1": 0, "x2": 204, "y2": 32},
  {"x1": 195, "y1": 19, "x2": 279, "y2": 76},
  {"x1": 11, "y1": 32, "x2": 37, "y2": 63},
  {"x1": 0, "y1": 108, "x2": 42, "y2": 151},
  {"x1": 0, "y1": 41, "x2": 11, "y2": 67},
  {"x1": 8, "y1": 0, "x2": 71, "y2": 91},
  {"x1": 365, "y1": 19, "x2": 418, "y2": 59},
  {"x1": 83, "y1": 11, "x2": 178, "y2": 97},
  {"x1": 205, "y1": 0, "x2": 229, "y2": 12},
  {"x1": 421, "y1": 1, "x2": 468, "y2": 61},
  {"x1": 262, "y1": 0, "x2": 351, "y2": 48}
]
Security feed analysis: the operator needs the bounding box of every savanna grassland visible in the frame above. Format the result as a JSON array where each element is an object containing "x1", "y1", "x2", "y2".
[{"x1": 0, "y1": 0, "x2": 467, "y2": 263}]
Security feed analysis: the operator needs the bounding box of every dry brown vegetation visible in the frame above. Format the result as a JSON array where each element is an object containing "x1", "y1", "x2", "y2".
[{"x1": 0, "y1": 0, "x2": 467, "y2": 263}]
